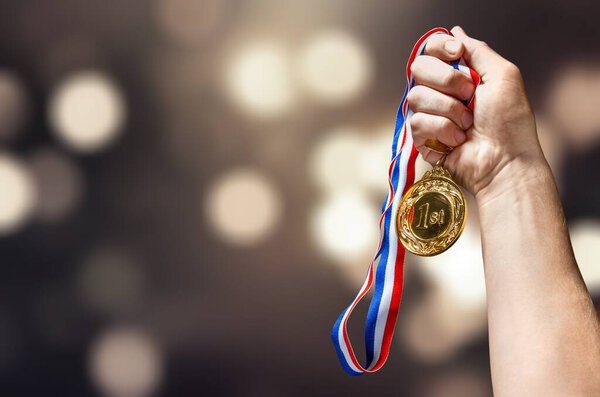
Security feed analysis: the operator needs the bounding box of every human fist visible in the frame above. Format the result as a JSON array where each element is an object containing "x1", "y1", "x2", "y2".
[{"x1": 407, "y1": 26, "x2": 546, "y2": 200}]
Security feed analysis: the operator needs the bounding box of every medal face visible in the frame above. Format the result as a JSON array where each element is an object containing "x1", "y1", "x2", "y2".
[{"x1": 397, "y1": 167, "x2": 467, "y2": 256}]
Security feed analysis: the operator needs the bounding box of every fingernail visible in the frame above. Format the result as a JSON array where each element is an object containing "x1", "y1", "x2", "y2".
[
  {"x1": 461, "y1": 111, "x2": 473, "y2": 129},
  {"x1": 455, "y1": 130, "x2": 466, "y2": 144},
  {"x1": 445, "y1": 40, "x2": 461, "y2": 55},
  {"x1": 461, "y1": 82, "x2": 474, "y2": 100}
]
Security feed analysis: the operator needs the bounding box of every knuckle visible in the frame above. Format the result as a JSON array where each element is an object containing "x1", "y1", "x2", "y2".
[
  {"x1": 414, "y1": 138, "x2": 426, "y2": 151},
  {"x1": 407, "y1": 86, "x2": 425, "y2": 106},
  {"x1": 406, "y1": 88, "x2": 417, "y2": 105},
  {"x1": 410, "y1": 112, "x2": 425, "y2": 131},
  {"x1": 441, "y1": 117, "x2": 455, "y2": 132},
  {"x1": 427, "y1": 35, "x2": 446, "y2": 54},
  {"x1": 410, "y1": 57, "x2": 424, "y2": 76},
  {"x1": 502, "y1": 62, "x2": 521, "y2": 78},
  {"x1": 470, "y1": 44, "x2": 484, "y2": 63},
  {"x1": 440, "y1": 68, "x2": 458, "y2": 87},
  {"x1": 446, "y1": 97, "x2": 461, "y2": 117}
]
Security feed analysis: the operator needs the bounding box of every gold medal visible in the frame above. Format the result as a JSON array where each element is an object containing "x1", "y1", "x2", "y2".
[{"x1": 396, "y1": 165, "x2": 467, "y2": 256}]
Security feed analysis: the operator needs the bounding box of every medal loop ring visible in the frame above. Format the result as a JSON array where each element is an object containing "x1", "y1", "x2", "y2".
[
  {"x1": 424, "y1": 138, "x2": 453, "y2": 154},
  {"x1": 435, "y1": 153, "x2": 447, "y2": 168},
  {"x1": 425, "y1": 138, "x2": 452, "y2": 168}
]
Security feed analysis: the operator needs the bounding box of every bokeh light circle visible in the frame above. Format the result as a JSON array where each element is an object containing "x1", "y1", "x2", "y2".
[
  {"x1": 226, "y1": 42, "x2": 295, "y2": 118},
  {"x1": 298, "y1": 29, "x2": 373, "y2": 105},
  {"x1": 89, "y1": 326, "x2": 163, "y2": 397},
  {"x1": 0, "y1": 154, "x2": 36, "y2": 234},
  {"x1": 358, "y1": 129, "x2": 392, "y2": 193},
  {"x1": 310, "y1": 128, "x2": 366, "y2": 192},
  {"x1": 570, "y1": 221, "x2": 600, "y2": 294},
  {"x1": 311, "y1": 191, "x2": 379, "y2": 264},
  {"x1": 311, "y1": 126, "x2": 425, "y2": 195},
  {"x1": 49, "y1": 71, "x2": 125, "y2": 153},
  {"x1": 416, "y1": 215, "x2": 486, "y2": 310},
  {"x1": 546, "y1": 64, "x2": 600, "y2": 149},
  {"x1": 28, "y1": 147, "x2": 84, "y2": 223},
  {"x1": 205, "y1": 168, "x2": 282, "y2": 246},
  {"x1": 401, "y1": 287, "x2": 487, "y2": 363}
]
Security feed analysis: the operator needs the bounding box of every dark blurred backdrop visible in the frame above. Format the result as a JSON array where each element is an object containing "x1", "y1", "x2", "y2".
[{"x1": 0, "y1": 0, "x2": 599, "y2": 396}]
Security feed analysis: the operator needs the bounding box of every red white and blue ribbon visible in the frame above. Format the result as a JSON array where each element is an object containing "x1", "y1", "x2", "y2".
[{"x1": 331, "y1": 27, "x2": 480, "y2": 375}]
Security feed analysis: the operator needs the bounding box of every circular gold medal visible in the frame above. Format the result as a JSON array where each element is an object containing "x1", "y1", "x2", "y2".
[{"x1": 396, "y1": 167, "x2": 467, "y2": 256}]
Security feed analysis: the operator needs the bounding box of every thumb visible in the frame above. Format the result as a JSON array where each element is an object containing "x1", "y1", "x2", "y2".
[{"x1": 451, "y1": 26, "x2": 504, "y2": 78}]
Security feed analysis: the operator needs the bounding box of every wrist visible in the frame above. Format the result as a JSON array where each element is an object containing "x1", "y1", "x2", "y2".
[{"x1": 475, "y1": 151, "x2": 553, "y2": 210}]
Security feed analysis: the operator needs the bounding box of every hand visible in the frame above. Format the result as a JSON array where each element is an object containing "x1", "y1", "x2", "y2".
[{"x1": 407, "y1": 26, "x2": 546, "y2": 200}]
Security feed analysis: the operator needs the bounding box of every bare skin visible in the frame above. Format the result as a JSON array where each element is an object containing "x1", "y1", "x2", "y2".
[{"x1": 408, "y1": 26, "x2": 600, "y2": 396}]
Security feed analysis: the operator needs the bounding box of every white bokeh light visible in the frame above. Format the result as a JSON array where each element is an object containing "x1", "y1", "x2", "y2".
[
  {"x1": 358, "y1": 129, "x2": 392, "y2": 193},
  {"x1": 205, "y1": 168, "x2": 282, "y2": 246},
  {"x1": 310, "y1": 128, "x2": 366, "y2": 192},
  {"x1": 89, "y1": 326, "x2": 163, "y2": 397},
  {"x1": 400, "y1": 206, "x2": 487, "y2": 362},
  {"x1": 401, "y1": 287, "x2": 487, "y2": 363},
  {"x1": 414, "y1": 152, "x2": 433, "y2": 180},
  {"x1": 298, "y1": 29, "x2": 373, "y2": 105},
  {"x1": 416, "y1": 215, "x2": 486, "y2": 310},
  {"x1": 570, "y1": 221, "x2": 600, "y2": 294},
  {"x1": 311, "y1": 191, "x2": 379, "y2": 264},
  {"x1": 0, "y1": 154, "x2": 36, "y2": 235},
  {"x1": 227, "y1": 42, "x2": 294, "y2": 118},
  {"x1": 357, "y1": 125, "x2": 432, "y2": 194},
  {"x1": 546, "y1": 64, "x2": 600, "y2": 149},
  {"x1": 49, "y1": 71, "x2": 125, "y2": 153},
  {"x1": 535, "y1": 116, "x2": 561, "y2": 172},
  {"x1": 311, "y1": 125, "x2": 429, "y2": 195},
  {"x1": 28, "y1": 147, "x2": 84, "y2": 223}
]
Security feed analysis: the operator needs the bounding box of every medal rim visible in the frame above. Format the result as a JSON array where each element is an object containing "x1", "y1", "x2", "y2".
[{"x1": 396, "y1": 168, "x2": 467, "y2": 257}]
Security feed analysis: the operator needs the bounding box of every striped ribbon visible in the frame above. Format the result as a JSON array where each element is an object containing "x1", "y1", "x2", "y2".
[{"x1": 331, "y1": 27, "x2": 480, "y2": 375}]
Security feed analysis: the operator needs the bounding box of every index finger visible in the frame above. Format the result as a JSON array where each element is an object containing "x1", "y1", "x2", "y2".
[{"x1": 423, "y1": 33, "x2": 465, "y2": 62}]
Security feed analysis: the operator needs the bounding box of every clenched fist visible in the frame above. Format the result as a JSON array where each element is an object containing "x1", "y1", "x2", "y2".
[{"x1": 407, "y1": 26, "x2": 546, "y2": 201}]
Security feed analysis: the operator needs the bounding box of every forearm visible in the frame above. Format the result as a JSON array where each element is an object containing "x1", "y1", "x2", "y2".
[
  {"x1": 406, "y1": 26, "x2": 600, "y2": 394},
  {"x1": 477, "y1": 156, "x2": 600, "y2": 396}
]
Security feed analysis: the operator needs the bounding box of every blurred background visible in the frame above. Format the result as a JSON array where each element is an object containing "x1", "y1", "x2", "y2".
[{"x1": 0, "y1": 0, "x2": 599, "y2": 396}]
